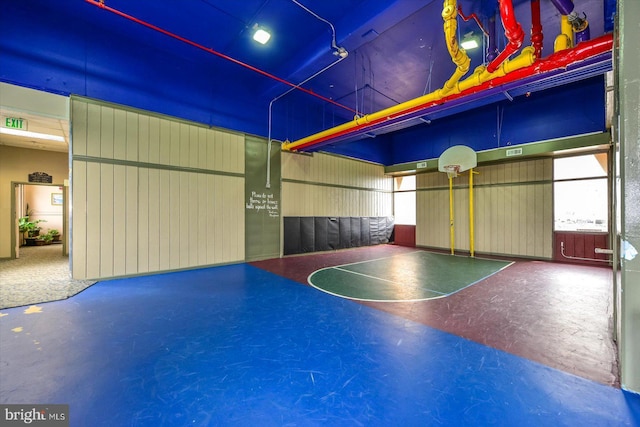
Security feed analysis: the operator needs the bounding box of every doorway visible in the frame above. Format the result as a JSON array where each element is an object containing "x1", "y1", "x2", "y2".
[
  {"x1": 14, "y1": 182, "x2": 67, "y2": 259},
  {"x1": 552, "y1": 152, "x2": 611, "y2": 266}
]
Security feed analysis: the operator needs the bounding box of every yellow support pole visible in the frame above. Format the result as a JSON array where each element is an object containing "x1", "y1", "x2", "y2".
[
  {"x1": 469, "y1": 168, "x2": 476, "y2": 257},
  {"x1": 449, "y1": 174, "x2": 455, "y2": 255}
]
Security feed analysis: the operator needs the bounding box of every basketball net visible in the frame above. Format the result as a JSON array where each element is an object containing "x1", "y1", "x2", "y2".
[{"x1": 443, "y1": 164, "x2": 460, "y2": 179}]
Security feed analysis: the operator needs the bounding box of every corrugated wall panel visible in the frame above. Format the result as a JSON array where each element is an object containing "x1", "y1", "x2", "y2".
[
  {"x1": 416, "y1": 159, "x2": 552, "y2": 258},
  {"x1": 126, "y1": 112, "x2": 138, "y2": 162},
  {"x1": 282, "y1": 152, "x2": 392, "y2": 218},
  {"x1": 86, "y1": 104, "x2": 101, "y2": 158},
  {"x1": 113, "y1": 106, "x2": 127, "y2": 160},
  {"x1": 100, "y1": 108, "x2": 115, "y2": 159},
  {"x1": 71, "y1": 98, "x2": 245, "y2": 280},
  {"x1": 138, "y1": 168, "x2": 149, "y2": 273},
  {"x1": 125, "y1": 166, "x2": 139, "y2": 274},
  {"x1": 85, "y1": 162, "x2": 101, "y2": 278},
  {"x1": 112, "y1": 164, "x2": 126, "y2": 276},
  {"x1": 71, "y1": 160, "x2": 87, "y2": 279}
]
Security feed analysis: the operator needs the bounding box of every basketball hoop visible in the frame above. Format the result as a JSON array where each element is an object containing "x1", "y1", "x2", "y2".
[{"x1": 442, "y1": 164, "x2": 460, "y2": 179}]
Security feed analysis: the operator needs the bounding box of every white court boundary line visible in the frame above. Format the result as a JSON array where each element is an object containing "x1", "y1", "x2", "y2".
[{"x1": 307, "y1": 251, "x2": 514, "y2": 303}]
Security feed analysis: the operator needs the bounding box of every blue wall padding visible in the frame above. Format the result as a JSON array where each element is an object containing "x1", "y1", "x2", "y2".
[{"x1": 284, "y1": 217, "x2": 394, "y2": 255}]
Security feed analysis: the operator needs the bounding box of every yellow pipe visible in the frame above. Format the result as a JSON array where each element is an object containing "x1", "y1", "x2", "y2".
[
  {"x1": 457, "y1": 46, "x2": 535, "y2": 92},
  {"x1": 283, "y1": 46, "x2": 536, "y2": 152},
  {"x1": 440, "y1": 0, "x2": 470, "y2": 96},
  {"x1": 554, "y1": 15, "x2": 573, "y2": 52},
  {"x1": 283, "y1": 0, "x2": 466, "y2": 152},
  {"x1": 449, "y1": 174, "x2": 455, "y2": 255},
  {"x1": 282, "y1": 2, "x2": 535, "y2": 152}
]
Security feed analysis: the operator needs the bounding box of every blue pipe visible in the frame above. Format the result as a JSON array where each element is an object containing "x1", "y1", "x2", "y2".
[
  {"x1": 549, "y1": 0, "x2": 574, "y2": 15},
  {"x1": 486, "y1": 16, "x2": 498, "y2": 62},
  {"x1": 576, "y1": 27, "x2": 591, "y2": 44},
  {"x1": 550, "y1": 0, "x2": 590, "y2": 43}
]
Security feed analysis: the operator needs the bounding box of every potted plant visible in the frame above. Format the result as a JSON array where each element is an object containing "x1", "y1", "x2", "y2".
[
  {"x1": 39, "y1": 232, "x2": 54, "y2": 245},
  {"x1": 19, "y1": 217, "x2": 47, "y2": 245},
  {"x1": 19, "y1": 217, "x2": 46, "y2": 237},
  {"x1": 48, "y1": 229, "x2": 61, "y2": 242}
]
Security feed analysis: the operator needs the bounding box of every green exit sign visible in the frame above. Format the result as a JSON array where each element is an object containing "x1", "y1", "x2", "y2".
[{"x1": 2, "y1": 117, "x2": 28, "y2": 130}]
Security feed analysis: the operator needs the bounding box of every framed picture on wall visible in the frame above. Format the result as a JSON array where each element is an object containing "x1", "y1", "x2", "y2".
[{"x1": 51, "y1": 193, "x2": 63, "y2": 205}]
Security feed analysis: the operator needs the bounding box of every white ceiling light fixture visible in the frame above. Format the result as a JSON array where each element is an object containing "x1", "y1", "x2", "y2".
[
  {"x1": 0, "y1": 127, "x2": 65, "y2": 142},
  {"x1": 461, "y1": 32, "x2": 479, "y2": 50},
  {"x1": 253, "y1": 26, "x2": 271, "y2": 45}
]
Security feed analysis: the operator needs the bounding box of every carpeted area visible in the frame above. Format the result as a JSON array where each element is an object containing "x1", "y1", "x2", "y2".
[{"x1": 0, "y1": 244, "x2": 96, "y2": 309}]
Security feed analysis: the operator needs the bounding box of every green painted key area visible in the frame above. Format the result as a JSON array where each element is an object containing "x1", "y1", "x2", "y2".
[{"x1": 308, "y1": 251, "x2": 512, "y2": 301}]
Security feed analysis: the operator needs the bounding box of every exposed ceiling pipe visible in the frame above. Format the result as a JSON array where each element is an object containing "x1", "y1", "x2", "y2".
[
  {"x1": 549, "y1": 0, "x2": 590, "y2": 47},
  {"x1": 486, "y1": 0, "x2": 525, "y2": 73},
  {"x1": 84, "y1": 0, "x2": 354, "y2": 114},
  {"x1": 266, "y1": 52, "x2": 348, "y2": 188},
  {"x1": 486, "y1": 16, "x2": 498, "y2": 62},
  {"x1": 530, "y1": 0, "x2": 544, "y2": 59},
  {"x1": 457, "y1": 4, "x2": 489, "y2": 65},
  {"x1": 440, "y1": 0, "x2": 471, "y2": 96},
  {"x1": 281, "y1": 34, "x2": 612, "y2": 152},
  {"x1": 290, "y1": 0, "x2": 347, "y2": 58},
  {"x1": 265, "y1": 2, "x2": 349, "y2": 189},
  {"x1": 282, "y1": 0, "x2": 528, "y2": 152},
  {"x1": 457, "y1": 5, "x2": 489, "y2": 38}
]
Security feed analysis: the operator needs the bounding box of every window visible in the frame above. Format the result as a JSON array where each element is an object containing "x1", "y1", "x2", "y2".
[
  {"x1": 394, "y1": 175, "x2": 416, "y2": 225},
  {"x1": 554, "y1": 153, "x2": 608, "y2": 232}
]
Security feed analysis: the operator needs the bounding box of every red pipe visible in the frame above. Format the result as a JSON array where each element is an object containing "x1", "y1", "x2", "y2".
[
  {"x1": 530, "y1": 0, "x2": 543, "y2": 59},
  {"x1": 292, "y1": 34, "x2": 613, "y2": 151},
  {"x1": 486, "y1": 0, "x2": 525, "y2": 73},
  {"x1": 84, "y1": 0, "x2": 356, "y2": 114}
]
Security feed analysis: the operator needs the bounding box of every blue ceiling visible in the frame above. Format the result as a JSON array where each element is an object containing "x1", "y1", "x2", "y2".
[{"x1": 0, "y1": 0, "x2": 614, "y2": 165}]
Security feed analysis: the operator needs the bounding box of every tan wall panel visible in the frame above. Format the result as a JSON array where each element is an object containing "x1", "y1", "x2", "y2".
[
  {"x1": 282, "y1": 152, "x2": 391, "y2": 191},
  {"x1": 71, "y1": 98, "x2": 246, "y2": 280},
  {"x1": 112, "y1": 164, "x2": 126, "y2": 276},
  {"x1": 125, "y1": 166, "x2": 139, "y2": 274},
  {"x1": 126, "y1": 111, "x2": 139, "y2": 162},
  {"x1": 138, "y1": 168, "x2": 149, "y2": 273},
  {"x1": 147, "y1": 169, "x2": 160, "y2": 271},
  {"x1": 158, "y1": 169, "x2": 171, "y2": 269},
  {"x1": 197, "y1": 128, "x2": 208, "y2": 170},
  {"x1": 100, "y1": 107, "x2": 115, "y2": 159},
  {"x1": 86, "y1": 104, "x2": 102, "y2": 158},
  {"x1": 197, "y1": 174, "x2": 208, "y2": 266},
  {"x1": 72, "y1": 101, "x2": 88, "y2": 156},
  {"x1": 179, "y1": 123, "x2": 190, "y2": 168},
  {"x1": 85, "y1": 162, "x2": 101, "y2": 278},
  {"x1": 100, "y1": 163, "x2": 115, "y2": 277},
  {"x1": 138, "y1": 115, "x2": 149, "y2": 164},
  {"x1": 169, "y1": 170, "x2": 181, "y2": 270},
  {"x1": 282, "y1": 182, "x2": 392, "y2": 217},
  {"x1": 114, "y1": 109, "x2": 128, "y2": 160},
  {"x1": 71, "y1": 160, "x2": 87, "y2": 278},
  {"x1": 416, "y1": 159, "x2": 552, "y2": 258},
  {"x1": 282, "y1": 151, "x2": 392, "y2": 218}
]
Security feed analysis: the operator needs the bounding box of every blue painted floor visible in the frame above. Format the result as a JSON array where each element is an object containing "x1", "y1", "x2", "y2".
[{"x1": 1, "y1": 264, "x2": 639, "y2": 426}]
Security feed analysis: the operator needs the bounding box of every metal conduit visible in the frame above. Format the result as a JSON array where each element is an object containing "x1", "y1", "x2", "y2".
[
  {"x1": 85, "y1": 0, "x2": 354, "y2": 114},
  {"x1": 266, "y1": 1, "x2": 349, "y2": 188}
]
